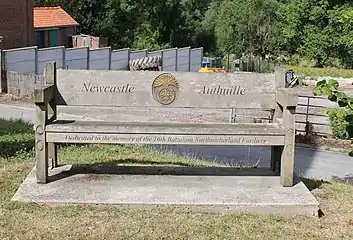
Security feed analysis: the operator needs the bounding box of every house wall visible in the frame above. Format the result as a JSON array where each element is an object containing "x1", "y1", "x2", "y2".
[
  {"x1": 35, "y1": 26, "x2": 76, "y2": 48},
  {"x1": 0, "y1": 0, "x2": 35, "y2": 49},
  {"x1": 58, "y1": 26, "x2": 76, "y2": 47}
]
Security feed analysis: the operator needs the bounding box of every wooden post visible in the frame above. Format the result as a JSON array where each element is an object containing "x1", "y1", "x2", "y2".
[
  {"x1": 0, "y1": 49, "x2": 6, "y2": 93},
  {"x1": 271, "y1": 67, "x2": 286, "y2": 172},
  {"x1": 34, "y1": 66, "x2": 55, "y2": 182},
  {"x1": 270, "y1": 146, "x2": 283, "y2": 173},
  {"x1": 35, "y1": 103, "x2": 48, "y2": 183},
  {"x1": 44, "y1": 62, "x2": 58, "y2": 169},
  {"x1": 280, "y1": 107, "x2": 296, "y2": 186}
]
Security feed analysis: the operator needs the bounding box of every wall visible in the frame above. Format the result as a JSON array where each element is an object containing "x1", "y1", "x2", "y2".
[
  {"x1": 6, "y1": 71, "x2": 44, "y2": 97},
  {"x1": 0, "y1": 0, "x2": 34, "y2": 49},
  {"x1": 0, "y1": 45, "x2": 202, "y2": 77},
  {"x1": 59, "y1": 27, "x2": 77, "y2": 47},
  {"x1": 72, "y1": 35, "x2": 108, "y2": 49}
]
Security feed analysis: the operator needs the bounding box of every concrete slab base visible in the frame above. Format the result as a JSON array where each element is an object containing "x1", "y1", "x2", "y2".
[{"x1": 12, "y1": 165, "x2": 320, "y2": 217}]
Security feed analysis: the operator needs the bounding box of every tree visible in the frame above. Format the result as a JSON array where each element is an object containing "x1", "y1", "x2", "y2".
[
  {"x1": 214, "y1": 0, "x2": 281, "y2": 59},
  {"x1": 34, "y1": 0, "x2": 210, "y2": 50}
]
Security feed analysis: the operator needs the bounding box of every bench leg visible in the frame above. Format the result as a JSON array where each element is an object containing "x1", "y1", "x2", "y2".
[
  {"x1": 35, "y1": 104, "x2": 49, "y2": 184},
  {"x1": 280, "y1": 108, "x2": 296, "y2": 187},
  {"x1": 270, "y1": 146, "x2": 283, "y2": 173},
  {"x1": 48, "y1": 143, "x2": 58, "y2": 169},
  {"x1": 35, "y1": 137, "x2": 49, "y2": 184}
]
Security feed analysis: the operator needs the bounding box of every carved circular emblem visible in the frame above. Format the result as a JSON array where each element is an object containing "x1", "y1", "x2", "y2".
[
  {"x1": 285, "y1": 129, "x2": 294, "y2": 156},
  {"x1": 36, "y1": 140, "x2": 44, "y2": 151},
  {"x1": 36, "y1": 125, "x2": 44, "y2": 135},
  {"x1": 152, "y1": 73, "x2": 179, "y2": 105}
]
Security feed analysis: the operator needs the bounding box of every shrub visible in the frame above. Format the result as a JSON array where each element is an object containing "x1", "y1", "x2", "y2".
[
  {"x1": 325, "y1": 108, "x2": 352, "y2": 139},
  {"x1": 314, "y1": 79, "x2": 353, "y2": 155}
]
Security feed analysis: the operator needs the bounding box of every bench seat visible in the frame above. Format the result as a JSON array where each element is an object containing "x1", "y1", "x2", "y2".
[{"x1": 45, "y1": 120, "x2": 286, "y2": 146}]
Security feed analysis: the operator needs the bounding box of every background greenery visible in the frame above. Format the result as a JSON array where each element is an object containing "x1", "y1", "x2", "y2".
[{"x1": 34, "y1": 0, "x2": 353, "y2": 70}]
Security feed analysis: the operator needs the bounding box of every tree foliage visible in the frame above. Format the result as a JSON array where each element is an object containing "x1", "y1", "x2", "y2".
[
  {"x1": 214, "y1": 0, "x2": 280, "y2": 58},
  {"x1": 34, "y1": 0, "x2": 353, "y2": 68}
]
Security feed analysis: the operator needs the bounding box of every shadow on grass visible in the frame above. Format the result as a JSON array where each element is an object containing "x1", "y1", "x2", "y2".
[
  {"x1": 0, "y1": 118, "x2": 34, "y2": 158},
  {"x1": 301, "y1": 178, "x2": 330, "y2": 191},
  {"x1": 49, "y1": 160, "x2": 281, "y2": 183},
  {"x1": 87, "y1": 158, "x2": 196, "y2": 167}
]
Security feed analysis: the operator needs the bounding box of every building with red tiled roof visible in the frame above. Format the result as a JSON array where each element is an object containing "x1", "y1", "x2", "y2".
[
  {"x1": 0, "y1": 0, "x2": 35, "y2": 49},
  {"x1": 34, "y1": 6, "x2": 79, "y2": 48}
]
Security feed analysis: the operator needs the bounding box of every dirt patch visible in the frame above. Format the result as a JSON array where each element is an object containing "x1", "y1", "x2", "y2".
[
  {"x1": 296, "y1": 134, "x2": 352, "y2": 151},
  {"x1": 81, "y1": 174, "x2": 112, "y2": 182},
  {"x1": 0, "y1": 93, "x2": 33, "y2": 104}
]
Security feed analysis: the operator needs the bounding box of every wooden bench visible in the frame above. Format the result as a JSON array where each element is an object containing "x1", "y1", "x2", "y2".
[{"x1": 34, "y1": 62, "x2": 298, "y2": 187}]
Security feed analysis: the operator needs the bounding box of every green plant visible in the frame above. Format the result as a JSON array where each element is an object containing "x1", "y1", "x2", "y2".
[
  {"x1": 0, "y1": 118, "x2": 34, "y2": 158},
  {"x1": 325, "y1": 108, "x2": 351, "y2": 139},
  {"x1": 314, "y1": 79, "x2": 353, "y2": 155}
]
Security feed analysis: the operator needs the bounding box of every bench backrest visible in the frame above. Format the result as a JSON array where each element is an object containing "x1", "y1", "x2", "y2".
[{"x1": 52, "y1": 68, "x2": 282, "y2": 110}]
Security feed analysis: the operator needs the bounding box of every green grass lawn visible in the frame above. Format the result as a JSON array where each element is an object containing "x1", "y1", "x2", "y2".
[
  {"x1": 285, "y1": 65, "x2": 353, "y2": 78},
  {"x1": 1, "y1": 118, "x2": 353, "y2": 239}
]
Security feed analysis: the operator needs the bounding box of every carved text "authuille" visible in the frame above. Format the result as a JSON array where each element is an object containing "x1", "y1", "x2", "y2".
[{"x1": 199, "y1": 85, "x2": 246, "y2": 95}]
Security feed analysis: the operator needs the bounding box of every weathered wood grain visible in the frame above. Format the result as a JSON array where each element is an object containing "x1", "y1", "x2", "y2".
[
  {"x1": 46, "y1": 132, "x2": 285, "y2": 146},
  {"x1": 298, "y1": 96, "x2": 337, "y2": 108},
  {"x1": 44, "y1": 62, "x2": 58, "y2": 168},
  {"x1": 280, "y1": 107, "x2": 296, "y2": 187},
  {"x1": 35, "y1": 103, "x2": 48, "y2": 184},
  {"x1": 55, "y1": 69, "x2": 277, "y2": 109},
  {"x1": 35, "y1": 63, "x2": 300, "y2": 187},
  {"x1": 271, "y1": 68, "x2": 286, "y2": 175},
  {"x1": 33, "y1": 85, "x2": 54, "y2": 103},
  {"x1": 295, "y1": 114, "x2": 329, "y2": 125},
  {"x1": 45, "y1": 121, "x2": 285, "y2": 135},
  {"x1": 276, "y1": 89, "x2": 298, "y2": 107},
  {"x1": 296, "y1": 106, "x2": 329, "y2": 116}
]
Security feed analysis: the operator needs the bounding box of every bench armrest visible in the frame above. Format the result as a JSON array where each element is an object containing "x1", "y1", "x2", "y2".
[
  {"x1": 276, "y1": 88, "x2": 298, "y2": 108},
  {"x1": 34, "y1": 84, "x2": 55, "y2": 104}
]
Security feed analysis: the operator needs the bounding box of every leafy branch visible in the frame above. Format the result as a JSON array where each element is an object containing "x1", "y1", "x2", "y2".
[{"x1": 314, "y1": 79, "x2": 353, "y2": 156}]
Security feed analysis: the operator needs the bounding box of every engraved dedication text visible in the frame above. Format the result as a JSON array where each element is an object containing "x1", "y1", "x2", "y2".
[{"x1": 59, "y1": 134, "x2": 269, "y2": 145}]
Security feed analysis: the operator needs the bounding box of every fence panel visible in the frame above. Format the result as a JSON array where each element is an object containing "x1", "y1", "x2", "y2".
[
  {"x1": 190, "y1": 47, "x2": 203, "y2": 72},
  {"x1": 89, "y1": 47, "x2": 110, "y2": 70},
  {"x1": 37, "y1": 46, "x2": 65, "y2": 74},
  {"x1": 65, "y1": 47, "x2": 89, "y2": 69},
  {"x1": 177, "y1": 47, "x2": 190, "y2": 72},
  {"x1": 162, "y1": 48, "x2": 177, "y2": 71},
  {"x1": 147, "y1": 50, "x2": 162, "y2": 58},
  {"x1": 130, "y1": 50, "x2": 147, "y2": 60},
  {"x1": 4, "y1": 47, "x2": 37, "y2": 73},
  {"x1": 111, "y1": 48, "x2": 130, "y2": 70}
]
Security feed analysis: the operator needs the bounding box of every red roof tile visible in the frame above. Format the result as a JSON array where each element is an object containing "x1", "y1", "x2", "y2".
[{"x1": 34, "y1": 6, "x2": 79, "y2": 28}]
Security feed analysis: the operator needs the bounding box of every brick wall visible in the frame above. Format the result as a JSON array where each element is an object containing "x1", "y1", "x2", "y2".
[{"x1": 0, "y1": 0, "x2": 34, "y2": 49}]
